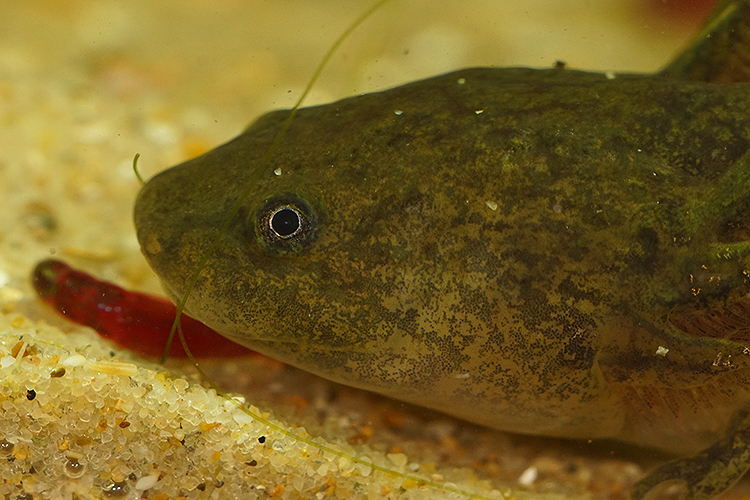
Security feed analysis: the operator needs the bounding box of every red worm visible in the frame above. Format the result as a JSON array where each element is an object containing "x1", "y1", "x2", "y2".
[{"x1": 32, "y1": 259, "x2": 253, "y2": 358}]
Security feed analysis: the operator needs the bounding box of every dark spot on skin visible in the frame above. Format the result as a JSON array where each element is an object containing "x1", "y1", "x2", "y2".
[
  {"x1": 566, "y1": 246, "x2": 589, "y2": 262},
  {"x1": 517, "y1": 283, "x2": 555, "y2": 328},
  {"x1": 628, "y1": 227, "x2": 660, "y2": 274},
  {"x1": 557, "y1": 277, "x2": 603, "y2": 306},
  {"x1": 636, "y1": 227, "x2": 659, "y2": 255},
  {"x1": 26, "y1": 389, "x2": 36, "y2": 401},
  {"x1": 386, "y1": 131, "x2": 414, "y2": 148},
  {"x1": 467, "y1": 212, "x2": 483, "y2": 225}
]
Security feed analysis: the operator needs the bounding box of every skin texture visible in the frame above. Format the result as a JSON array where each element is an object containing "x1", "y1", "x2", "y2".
[{"x1": 134, "y1": 1, "x2": 750, "y2": 498}]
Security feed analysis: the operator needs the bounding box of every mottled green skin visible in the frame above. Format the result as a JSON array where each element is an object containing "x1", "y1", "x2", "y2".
[{"x1": 135, "y1": 68, "x2": 750, "y2": 458}]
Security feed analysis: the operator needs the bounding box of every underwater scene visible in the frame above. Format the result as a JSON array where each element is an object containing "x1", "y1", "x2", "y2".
[{"x1": 4, "y1": 0, "x2": 749, "y2": 499}]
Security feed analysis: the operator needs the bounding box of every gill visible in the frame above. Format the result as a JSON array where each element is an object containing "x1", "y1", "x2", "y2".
[{"x1": 134, "y1": 2, "x2": 500, "y2": 499}]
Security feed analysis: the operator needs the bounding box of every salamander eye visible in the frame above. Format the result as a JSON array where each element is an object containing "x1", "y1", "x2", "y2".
[
  {"x1": 256, "y1": 194, "x2": 316, "y2": 254},
  {"x1": 269, "y1": 207, "x2": 301, "y2": 238}
]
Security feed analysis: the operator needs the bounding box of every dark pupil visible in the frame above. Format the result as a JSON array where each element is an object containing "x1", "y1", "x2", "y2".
[{"x1": 271, "y1": 208, "x2": 300, "y2": 237}]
